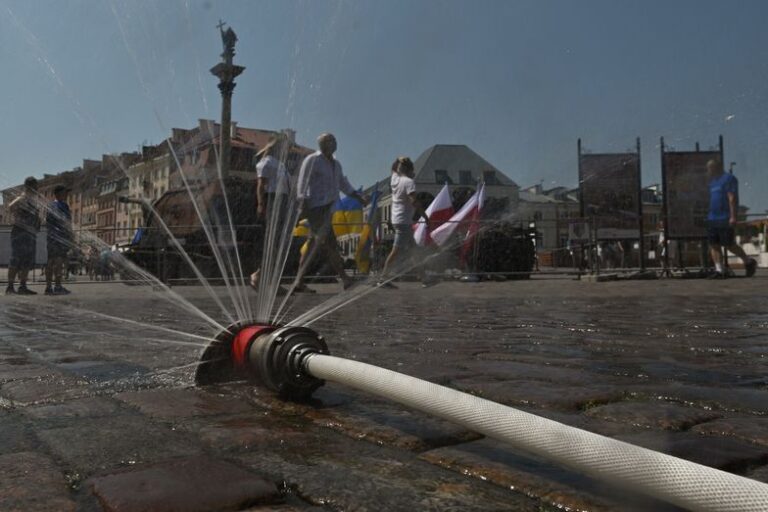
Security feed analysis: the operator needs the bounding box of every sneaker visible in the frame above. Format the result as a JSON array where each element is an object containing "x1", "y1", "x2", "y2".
[
  {"x1": 16, "y1": 285, "x2": 37, "y2": 295},
  {"x1": 745, "y1": 258, "x2": 758, "y2": 278},
  {"x1": 376, "y1": 281, "x2": 398, "y2": 289},
  {"x1": 5, "y1": 285, "x2": 15, "y2": 295},
  {"x1": 44, "y1": 286, "x2": 54, "y2": 295},
  {"x1": 421, "y1": 278, "x2": 438, "y2": 288},
  {"x1": 707, "y1": 271, "x2": 726, "y2": 280},
  {"x1": 53, "y1": 286, "x2": 71, "y2": 295},
  {"x1": 292, "y1": 284, "x2": 316, "y2": 294},
  {"x1": 342, "y1": 278, "x2": 356, "y2": 291}
]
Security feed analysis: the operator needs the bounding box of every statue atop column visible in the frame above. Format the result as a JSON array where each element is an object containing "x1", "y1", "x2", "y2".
[{"x1": 217, "y1": 20, "x2": 238, "y2": 62}]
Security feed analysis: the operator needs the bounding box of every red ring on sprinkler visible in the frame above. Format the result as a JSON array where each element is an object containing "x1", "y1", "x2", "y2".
[{"x1": 231, "y1": 324, "x2": 275, "y2": 369}]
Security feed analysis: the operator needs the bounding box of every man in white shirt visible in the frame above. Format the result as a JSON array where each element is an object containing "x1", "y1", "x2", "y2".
[
  {"x1": 293, "y1": 133, "x2": 367, "y2": 292},
  {"x1": 378, "y1": 157, "x2": 429, "y2": 288}
]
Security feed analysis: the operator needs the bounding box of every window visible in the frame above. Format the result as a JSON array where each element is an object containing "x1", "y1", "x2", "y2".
[
  {"x1": 434, "y1": 170, "x2": 452, "y2": 184},
  {"x1": 459, "y1": 170, "x2": 473, "y2": 185},
  {"x1": 483, "y1": 170, "x2": 499, "y2": 185}
]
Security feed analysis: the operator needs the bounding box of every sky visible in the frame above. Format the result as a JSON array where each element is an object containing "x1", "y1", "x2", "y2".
[{"x1": 1, "y1": 0, "x2": 767, "y2": 212}]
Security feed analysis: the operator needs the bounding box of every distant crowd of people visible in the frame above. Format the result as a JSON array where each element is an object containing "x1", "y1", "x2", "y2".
[
  {"x1": 4, "y1": 131, "x2": 433, "y2": 297},
  {"x1": 3, "y1": 140, "x2": 757, "y2": 299},
  {"x1": 4, "y1": 178, "x2": 120, "y2": 296}
]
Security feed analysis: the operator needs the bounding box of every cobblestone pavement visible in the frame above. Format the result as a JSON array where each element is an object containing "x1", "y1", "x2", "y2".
[{"x1": 0, "y1": 274, "x2": 767, "y2": 511}]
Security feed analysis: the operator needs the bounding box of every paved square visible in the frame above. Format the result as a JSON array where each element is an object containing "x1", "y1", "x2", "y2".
[{"x1": 0, "y1": 276, "x2": 766, "y2": 510}]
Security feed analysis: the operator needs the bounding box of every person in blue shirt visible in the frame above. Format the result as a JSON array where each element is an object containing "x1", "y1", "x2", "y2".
[
  {"x1": 706, "y1": 159, "x2": 756, "y2": 278},
  {"x1": 45, "y1": 185, "x2": 73, "y2": 295}
]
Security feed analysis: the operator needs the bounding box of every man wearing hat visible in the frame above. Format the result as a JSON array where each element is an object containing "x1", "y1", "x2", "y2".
[
  {"x1": 6, "y1": 177, "x2": 41, "y2": 295},
  {"x1": 44, "y1": 184, "x2": 73, "y2": 295},
  {"x1": 249, "y1": 135, "x2": 291, "y2": 289}
]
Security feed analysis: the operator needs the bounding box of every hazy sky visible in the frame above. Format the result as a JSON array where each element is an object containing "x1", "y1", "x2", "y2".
[{"x1": 1, "y1": 0, "x2": 767, "y2": 211}]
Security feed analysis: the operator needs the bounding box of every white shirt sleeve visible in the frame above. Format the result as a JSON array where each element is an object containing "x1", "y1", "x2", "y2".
[
  {"x1": 255, "y1": 157, "x2": 268, "y2": 179},
  {"x1": 296, "y1": 154, "x2": 313, "y2": 201}
]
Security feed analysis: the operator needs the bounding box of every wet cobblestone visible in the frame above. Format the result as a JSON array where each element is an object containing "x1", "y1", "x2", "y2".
[{"x1": 0, "y1": 276, "x2": 766, "y2": 510}]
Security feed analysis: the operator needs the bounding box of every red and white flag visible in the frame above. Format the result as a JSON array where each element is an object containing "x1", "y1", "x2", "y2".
[
  {"x1": 460, "y1": 183, "x2": 486, "y2": 266},
  {"x1": 414, "y1": 184, "x2": 454, "y2": 246},
  {"x1": 431, "y1": 184, "x2": 484, "y2": 247}
]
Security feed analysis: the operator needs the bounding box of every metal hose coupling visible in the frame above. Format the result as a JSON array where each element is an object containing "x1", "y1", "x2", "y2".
[
  {"x1": 247, "y1": 326, "x2": 329, "y2": 400},
  {"x1": 195, "y1": 322, "x2": 329, "y2": 401}
]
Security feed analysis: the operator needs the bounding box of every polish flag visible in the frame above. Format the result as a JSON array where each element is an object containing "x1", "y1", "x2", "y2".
[
  {"x1": 431, "y1": 184, "x2": 484, "y2": 247},
  {"x1": 459, "y1": 183, "x2": 486, "y2": 266},
  {"x1": 414, "y1": 184, "x2": 454, "y2": 246}
]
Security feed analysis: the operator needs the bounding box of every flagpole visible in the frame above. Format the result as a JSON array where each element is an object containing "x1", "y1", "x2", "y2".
[{"x1": 471, "y1": 181, "x2": 483, "y2": 279}]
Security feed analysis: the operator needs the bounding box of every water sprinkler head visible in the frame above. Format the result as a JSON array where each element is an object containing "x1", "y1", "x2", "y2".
[{"x1": 195, "y1": 322, "x2": 328, "y2": 401}]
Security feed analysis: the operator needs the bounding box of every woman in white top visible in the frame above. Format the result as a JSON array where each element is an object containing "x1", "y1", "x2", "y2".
[
  {"x1": 378, "y1": 157, "x2": 429, "y2": 288},
  {"x1": 250, "y1": 136, "x2": 290, "y2": 289}
]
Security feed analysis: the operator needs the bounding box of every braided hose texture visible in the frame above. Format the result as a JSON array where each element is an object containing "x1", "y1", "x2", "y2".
[{"x1": 305, "y1": 354, "x2": 768, "y2": 512}]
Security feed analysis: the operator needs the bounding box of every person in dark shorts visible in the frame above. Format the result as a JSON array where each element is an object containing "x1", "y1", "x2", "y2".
[
  {"x1": 293, "y1": 133, "x2": 368, "y2": 293},
  {"x1": 706, "y1": 159, "x2": 757, "y2": 278},
  {"x1": 6, "y1": 177, "x2": 40, "y2": 295},
  {"x1": 45, "y1": 185, "x2": 73, "y2": 295},
  {"x1": 378, "y1": 157, "x2": 429, "y2": 288}
]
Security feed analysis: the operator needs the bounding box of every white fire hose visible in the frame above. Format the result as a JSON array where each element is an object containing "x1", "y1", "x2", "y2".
[{"x1": 305, "y1": 353, "x2": 768, "y2": 512}]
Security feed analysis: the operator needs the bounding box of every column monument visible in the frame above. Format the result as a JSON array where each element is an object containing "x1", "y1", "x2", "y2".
[{"x1": 210, "y1": 21, "x2": 245, "y2": 180}]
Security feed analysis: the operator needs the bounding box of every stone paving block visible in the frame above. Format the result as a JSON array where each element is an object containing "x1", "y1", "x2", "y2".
[
  {"x1": 56, "y1": 360, "x2": 149, "y2": 383},
  {"x1": 0, "y1": 452, "x2": 76, "y2": 512},
  {"x1": 22, "y1": 396, "x2": 126, "y2": 420},
  {"x1": 638, "y1": 361, "x2": 766, "y2": 387},
  {"x1": 88, "y1": 455, "x2": 281, "y2": 512},
  {"x1": 242, "y1": 507, "x2": 320, "y2": 511},
  {"x1": 747, "y1": 464, "x2": 768, "y2": 484},
  {"x1": 633, "y1": 384, "x2": 768, "y2": 415},
  {"x1": 453, "y1": 377, "x2": 625, "y2": 411},
  {"x1": 691, "y1": 417, "x2": 768, "y2": 447},
  {"x1": 585, "y1": 401, "x2": 721, "y2": 430},
  {"x1": 616, "y1": 431, "x2": 768, "y2": 473},
  {"x1": 0, "y1": 362, "x2": 59, "y2": 382},
  {"x1": 247, "y1": 383, "x2": 482, "y2": 452},
  {"x1": 115, "y1": 387, "x2": 255, "y2": 419},
  {"x1": 236, "y1": 428, "x2": 541, "y2": 512},
  {"x1": 0, "y1": 410, "x2": 36, "y2": 455},
  {"x1": 462, "y1": 358, "x2": 609, "y2": 386},
  {"x1": 177, "y1": 410, "x2": 314, "y2": 453},
  {"x1": 0, "y1": 375, "x2": 91, "y2": 405},
  {"x1": 27, "y1": 348, "x2": 90, "y2": 363},
  {"x1": 419, "y1": 438, "x2": 618, "y2": 512},
  {"x1": 36, "y1": 415, "x2": 201, "y2": 475}
]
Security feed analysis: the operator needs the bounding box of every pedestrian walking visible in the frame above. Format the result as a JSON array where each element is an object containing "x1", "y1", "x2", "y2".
[
  {"x1": 44, "y1": 185, "x2": 73, "y2": 295},
  {"x1": 6, "y1": 177, "x2": 40, "y2": 295},
  {"x1": 705, "y1": 159, "x2": 757, "y2": 278},
  {"x1": 293, "y1": 133, "x2": 368, "y2": 293},
  {"x1": 250, "y1": 135, "x2": 291, "y2": 290},
  {"x1": 378, "y1": 157, "x2": 429, "y2": 288}
]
